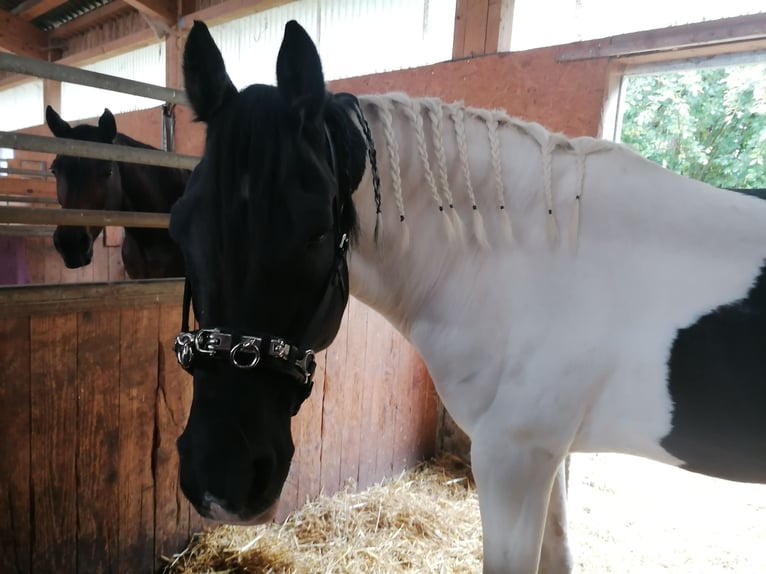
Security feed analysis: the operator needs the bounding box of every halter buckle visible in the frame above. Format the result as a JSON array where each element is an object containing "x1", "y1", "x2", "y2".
[
  {"x1": 194, "y1": 328, "x2": 232, "y2": 355},
  {"x1": 174, "y1": 332, "x2": 194, "y2": 369},
  {"x1": 297, "y1": 350, "x2": 316, "y2": 384}
]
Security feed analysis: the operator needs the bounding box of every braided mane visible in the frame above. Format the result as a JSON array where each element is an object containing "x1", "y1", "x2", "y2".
[{"x1": 358, "y1": 93, "x2": 613, "y2": 252}]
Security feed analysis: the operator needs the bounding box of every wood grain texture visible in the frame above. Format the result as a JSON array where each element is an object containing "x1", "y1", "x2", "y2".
[
  {"x1": 339, "y1": 297, "x2": 366, "y2": 488},
  {"x1": 118, "y1": 306, "x2": 159, "y2": 573},
  {"x1": 76, "y1": 309, "x2": 121, "y2": 574},
  {"x1": 319, "y1": 308, "x2": 349, "y2": 495},
  {"x1": 30, "y1": 314, "x2": 78, "y2": 573},
  {"x1": 154, "y1": 304, "x2": 195, "y2": 565},
  {"x1": 0, "y1": 316, "x2": 31, "y2": 574}
]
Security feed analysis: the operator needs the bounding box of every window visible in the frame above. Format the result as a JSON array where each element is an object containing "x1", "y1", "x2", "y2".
[
  {"x1": 0, "y1": 80, "x2": 44, "y2": 131},
  {"x1": 614, "y1": 56, "x2": 766, "y2": 189},
  {"x1": 61, "y1": 42, "x2": 166, "y2": 121}
]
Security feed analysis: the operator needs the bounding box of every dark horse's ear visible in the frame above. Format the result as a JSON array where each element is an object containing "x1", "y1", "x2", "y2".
[
  {"x1": 276, "y1": 21, "x2": 325, "y2": 126},
  {"x1": 183, "y1": 20, "x2": 237, "y2": 122},
  {"x1": 98, "y1": 109, "x2": 117, "y2": 143},
  {"x1": 45, "y1": 105, "x2": 71, "y2": 137}
]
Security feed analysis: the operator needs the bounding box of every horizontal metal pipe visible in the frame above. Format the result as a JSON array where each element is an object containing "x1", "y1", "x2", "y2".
[
  {"x1": 0, "y1": 132, "x2": 200, "y2": 170},
  {"x1": 0, "y1": 51, "x2": 188, "y2": 105},
  {"x1": 0, "y1": 206, "x2": 170, "y2": 229}
]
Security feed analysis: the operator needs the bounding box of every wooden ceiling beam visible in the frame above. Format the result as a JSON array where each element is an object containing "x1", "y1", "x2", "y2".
[
  {"x1": 122, "y1": 0, "x2": 176, "y2": 27},
  {"x1": 178, "y1": 0, "x2": 296, "y2": 30},
  {"x1": 0, "y1": 8, "x2": 49, "y2": 59},
  {"x1": 12, "y1": 0, "x2": 69, "y2": 21}
]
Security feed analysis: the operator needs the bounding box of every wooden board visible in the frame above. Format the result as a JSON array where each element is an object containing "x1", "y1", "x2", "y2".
[
  {"x1": 338, "y1": 298, "x2": 366, "y2": 489},
  {"x1": 29, "y1": 314, "x2": 78, "y2": 573},
  {"x1": 76, "y1": 309, "x2": 121, "y2": 573},
  {"x1": 319, "y1": 308, "x2": 349, "y2": 496},
  {"x1": 118, "y1": 306, "x2": 159, "y2": 573},
  {"x1": 0, "y1": 316, "x2": 31, "y2": 574},
  {"x1": 154, "y1": 304, "x2": 195, "y2": 565}
]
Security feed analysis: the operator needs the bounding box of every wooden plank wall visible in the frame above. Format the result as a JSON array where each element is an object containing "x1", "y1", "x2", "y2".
[{"x1": 0, "y1": 283, "x2": 437, "y2": 572}]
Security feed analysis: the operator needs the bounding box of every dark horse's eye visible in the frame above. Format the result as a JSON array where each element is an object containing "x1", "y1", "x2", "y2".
[
  {"x1": 49, "y1": 160, "x2": 58, "y2": 175},
  {"x1": 102, "y1": 164, "x2": 114, "y2": 177},
  {"x1": 307, "y1": 232, "x2": 330, "y2": 248}
]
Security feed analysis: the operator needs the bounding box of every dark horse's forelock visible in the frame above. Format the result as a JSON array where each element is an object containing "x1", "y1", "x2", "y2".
[{"x1": 200, "y1": 85, "x2": 367, "y2": 293}]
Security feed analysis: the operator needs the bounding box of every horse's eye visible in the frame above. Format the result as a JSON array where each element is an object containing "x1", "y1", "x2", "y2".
[
  {"x1": 307, "y1": 232, "x2": 330, "y2": 248},
  {"x1": 103, "y1": 166, "x2": 113, "y2": 177}
]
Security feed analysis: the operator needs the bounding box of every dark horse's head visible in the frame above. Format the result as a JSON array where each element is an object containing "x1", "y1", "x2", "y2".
[
  {"x1": 46, "y1": 106, "x2": 120, "y2": 268},
  {"x1": 169, "y1": 20, "x2": 366, "y2": 523}
]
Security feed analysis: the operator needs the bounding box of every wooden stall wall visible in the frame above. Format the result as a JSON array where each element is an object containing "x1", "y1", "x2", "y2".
[{"x1": 0, "y1": 283, "x2": 437, "y2": 573}]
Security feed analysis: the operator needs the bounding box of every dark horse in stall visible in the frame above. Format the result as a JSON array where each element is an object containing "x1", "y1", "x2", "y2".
[{"x1": 46, "y1": 106, "x2": 189, "y2": 278}]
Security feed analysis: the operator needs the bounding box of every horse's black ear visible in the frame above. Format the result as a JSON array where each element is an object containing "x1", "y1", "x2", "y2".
[
  {"x1": 183, "y1": 20, "x2": 237, "y2": 122},
  {"x1": 276, "y1": 20, "x2": 325, "y2": 124},
  {"x1": 45, "y1": 105, "x2": 71, "y2": 137},
  {"x1": 98, "y1": 109, "x2": 117, "y2": 142}
]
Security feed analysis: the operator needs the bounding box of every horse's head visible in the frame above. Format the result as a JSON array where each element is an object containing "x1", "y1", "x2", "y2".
[
  {"x1": 46, "y1": 106, "x2": 121, "y2": 268},
  {"x1": 169, "y1": 20, "x2": 366, "y2": 523}
]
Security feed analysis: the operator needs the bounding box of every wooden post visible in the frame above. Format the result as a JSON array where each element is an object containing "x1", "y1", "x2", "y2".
[
  {"x1": 453, "y1": 0, "x2": 515, "y2": 59},
  {"x1": 43, "y1": 79, "x2": 61, "y2": 114}
]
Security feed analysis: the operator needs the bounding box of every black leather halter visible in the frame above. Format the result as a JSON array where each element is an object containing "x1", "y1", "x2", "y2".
[{"x1": 173, "y1": 94, "x2": 379, "y2": 414}]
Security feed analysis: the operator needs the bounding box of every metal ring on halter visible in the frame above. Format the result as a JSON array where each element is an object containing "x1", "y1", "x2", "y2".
[
  {"x1": 297, "y1": 349, "x2": 316, "y2": 383},
  {"x1": 174, "y1": 332, "x2": 194, "y2": 369},
  {"x1": 230, "y1": 339, "x2": 261, "y2": 369}
]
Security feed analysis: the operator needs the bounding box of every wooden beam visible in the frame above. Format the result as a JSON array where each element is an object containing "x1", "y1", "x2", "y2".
[
  {"x1": 178, "y1": 0, "x2": 296, "y2": 30},
  {"x1": 12, "y1": 0, "x2": 69, "y2": 21},
  {"x1": 122, "y1": 0, "x2": 176, "y2": 27},
  {"x1": 0, "y1": 178, "x2": 56, "y2": 198},
  {"x1": 43, "y1": 78, "x2": 61, "y2": 112},
  {"x1": 49, "y1": 1, "x2": 133, "y2": 41},
  {"x1": 0, "y1": 8, "x2": 49, "y2": 59},
  {"x1": 558, "y1": 12, "x2": 766, "y2": 61},
  {"x1": 0, "y1": 279, "x2": 184, "y2": 317}
]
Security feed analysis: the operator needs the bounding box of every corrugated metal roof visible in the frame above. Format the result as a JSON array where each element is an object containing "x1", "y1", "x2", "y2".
[
  {"x1": 1, "y1": 0, "x2": 113, "y2": 32},
  {"x1": 32, "y1": 0, "x2": 112, "y2": 32}
]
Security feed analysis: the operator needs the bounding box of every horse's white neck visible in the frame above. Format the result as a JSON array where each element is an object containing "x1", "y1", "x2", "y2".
[{"x1": 346, "y1": 93, "x2": 610, "y2": 335}]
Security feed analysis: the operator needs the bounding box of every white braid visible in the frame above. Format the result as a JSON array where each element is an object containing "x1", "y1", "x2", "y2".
[
  {"x1": 389, "y1": 94, "x2": 451, "y2": 243},
  {"x1": 541, "y1": 137, "x2": 560, "y2": 247},
  {"x1": 422, "y1": 98, "x2": 465, "y2": 241},
  {"x1": 449, "y1": 103, "x2": 490, "y2": 248},
  {"x1": 476, "y1": 109, "x2": 513, "y2": 242},
  {"x1": 376, "y1": 99, "x2": 407, "y2": 249}
]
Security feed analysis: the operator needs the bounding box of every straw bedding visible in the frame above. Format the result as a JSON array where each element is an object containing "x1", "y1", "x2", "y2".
[
  {"x1": 161, "y1": 456, "x2": 482, "y2": 574},
  {"x1": 162, "y1": 453, "x2": 766, "y2": 573}
]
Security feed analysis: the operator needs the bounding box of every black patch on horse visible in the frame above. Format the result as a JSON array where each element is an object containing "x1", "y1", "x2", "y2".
[{"x1": 662, "y1": 261, "x2": 766, "y2": 482}]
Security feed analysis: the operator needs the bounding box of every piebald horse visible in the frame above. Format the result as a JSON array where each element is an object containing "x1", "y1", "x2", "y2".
[{"x1": 170, "y1": 20, "x2": 766, "y2": 573}]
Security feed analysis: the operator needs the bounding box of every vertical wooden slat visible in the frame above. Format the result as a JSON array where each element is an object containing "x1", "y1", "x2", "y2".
[
  {"x1": 295, "y1": 349, "x2": 326, "y2": 506},
  {"x1": 90, "y1": 238, "x2": 110, "y2": 282},
  {"x1": 391, "y1": 333, "x2": 415, "y2": 475},
  {"x1": 373, "y1": 314, "x2": 397, "y2": 482},
  {"x1": 76, "y1": 309, "x2": 121, "y2": 573},
  {"x1": 30, "y1": 314, "x2": 78, "y2": 573},
  {"x1": 154, "y1": 304, "x2": 195, "y2": 567},
  {"x1": 357, "y1": 307, "x2": 388, "y2": 490},
  {"x1": 24, "y1": 237, "x2": 46, "y2": 284},
  {"x1": 452, "y1": 0, "x2": 468, "y2": 59},
  {"x1": 118, "y1": 306, "x2": 158, "y2": 574},
  {"x1": 414, "y1": 357, "x2": 439, "y2": 463},
  {"x1": 43, "y1": 244, "x2": 66, "y2": 284},
  {"x1": 485, "y1": 0, "x2": 503, "y2": 53},
  {"x1": 319, "y1": 309, "x2": 349, "y2": 496},
  {"x1": 464, "y1": 0, "x2": 490, "y2": 57},
  {"x1": 108, "y1": 246, "x2": 126, "y2": 281},
  {"x1": 0, "y1": 316, "x2": 31, "y2": 574},
  {"x1": 339, "y1": 297, "x2": 366, "y2": 489}
]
